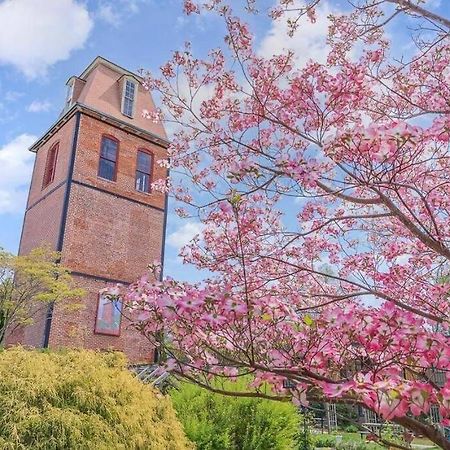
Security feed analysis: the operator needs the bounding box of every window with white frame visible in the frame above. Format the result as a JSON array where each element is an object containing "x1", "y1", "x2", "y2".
[
  {"x1": 66, "y1": 81, "x2": 74, "y2": 108},
  {"x1": 135, "y1": 150, "x2": 153, "y2": 193},
  {"x1": 122, "y1": 79, "x2": 136, "y2": 117}
]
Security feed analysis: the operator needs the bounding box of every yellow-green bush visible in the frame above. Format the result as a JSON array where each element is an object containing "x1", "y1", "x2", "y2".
[{"x1": 0, "y1": 348, "x2": 193, "y2": 450}]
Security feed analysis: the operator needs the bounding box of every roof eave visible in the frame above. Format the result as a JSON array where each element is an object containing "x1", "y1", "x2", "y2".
[{"x1": 28, "y1": 103, "x2": 169, "y2": 153}]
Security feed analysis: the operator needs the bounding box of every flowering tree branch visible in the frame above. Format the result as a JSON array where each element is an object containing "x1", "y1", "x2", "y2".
[{"x1": 120, "y1": 1, "x2": 450, "y2": 448}]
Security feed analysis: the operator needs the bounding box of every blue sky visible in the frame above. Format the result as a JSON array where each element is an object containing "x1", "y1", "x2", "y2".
[
  {"x1": 0, "y1": 0, "x2": 232, "y2": 281},
  {"x1": 0, "y1": 0, "x2": 444, "y2": 281},
  {"x1": 0, "y1": 0, "x2": 285, "y2": 282}
]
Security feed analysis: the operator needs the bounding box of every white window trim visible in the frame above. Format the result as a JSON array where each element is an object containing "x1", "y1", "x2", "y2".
[
  {"x1": 121, "y1": 77, "x2": 137, "y2": 118},
  {"x1": 66, "y1": 81, "x2": 74, "y2": 108}
]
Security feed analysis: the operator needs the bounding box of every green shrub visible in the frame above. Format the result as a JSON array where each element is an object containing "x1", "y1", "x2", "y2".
[
  {"x1": 0, "y1": 348, "x2": 192, "y2": 450},
  {"x1": 312, "y1": 435, "x2": 374, "y2": 450},
  {"x1": 312, "y1": 435, "x2": 337, "y2": 448},
  {"x1": 294, "y1": 412, "x2": 314, "y2": 450},
  {"x1": 336, "y1": 442, "x2": 371, "y2": 450},
  {"x1": 344, "y1": 424, "x2": 359, "y2": 433},
  {"x1": 170, "y1": 380, "x2": 300, "y2": 450}
]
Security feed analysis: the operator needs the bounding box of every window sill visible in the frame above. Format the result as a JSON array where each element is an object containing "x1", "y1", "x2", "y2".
[
  {"x1": 93, "y1": 330, "x2": 121, "y2": 337},
  {"x1": 97, "y1": 175, "x2": 117, "y2": 183},
  {"x1": 135, "y1": 189, "x2": 152, "y2": 196},
  {"x1": 41, "y1": 182, "x2": 54, "y2": 191}
]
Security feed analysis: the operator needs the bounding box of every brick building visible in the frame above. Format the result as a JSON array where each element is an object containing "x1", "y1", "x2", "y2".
[{"x1": 10, "y1": 57, "x2": 169, "y2": 363}]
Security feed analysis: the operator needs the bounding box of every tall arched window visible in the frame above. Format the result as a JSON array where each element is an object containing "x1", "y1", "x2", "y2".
[
  {"x1": 122, "y1": 78, "x2": 136, "y2": 118},
  {"x1": 42, "y1": 142, "x2": 59, "y2": 189},
  {"x1": 98, "y1": 135, "x2": 119, "y2": 181},
  {"x1": 135, "y1": 149, "x2": 153, "y2": 193}
]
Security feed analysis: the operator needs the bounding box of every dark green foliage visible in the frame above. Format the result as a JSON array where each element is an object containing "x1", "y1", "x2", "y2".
[{"x1": 335, "y1": 403, "x2": 359, "y2": 427}]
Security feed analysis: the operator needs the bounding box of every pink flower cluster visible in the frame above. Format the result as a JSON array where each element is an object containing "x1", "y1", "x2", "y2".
[{"x1": 132, "y1": 0, "x2": 450, "y2": 444}]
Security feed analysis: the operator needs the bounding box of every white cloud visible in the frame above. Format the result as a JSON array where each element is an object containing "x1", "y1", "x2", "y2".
[
  {"x1": 123, "y1": 0, "x2": 151, "y2": 14},
  {"x1": 167, "y1": 221, "x2": 204, "y2": 249},
  {"x1": 96, "y1": 0, "x2": 151, "y2": 27},
  {"x1": 5, "y1": 91, "x2": 24, "y2": 103},
  {"x1": 27, "y1": 100, "x2": 52, "y2": 113},
  {"x1": 0, "y1": 134, "x2": 37, "y2": 214},
  {"x1": 97, "y1": 3, "x2": 121, "y2": 26},
  {"x1": 258, "y1": 1, "x2": 333, "y2": 68},
  {"x1": 0, "y1": 0, "x2": 93, "y2": 78}
]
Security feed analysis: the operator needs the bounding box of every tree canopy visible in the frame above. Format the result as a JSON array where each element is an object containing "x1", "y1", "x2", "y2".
[
  {"x1": 0, "y1": 247, "x2": 83, "y2": 345},
  {"x1": 113, "y1": 1, "x2": 450, "y2": 448}
]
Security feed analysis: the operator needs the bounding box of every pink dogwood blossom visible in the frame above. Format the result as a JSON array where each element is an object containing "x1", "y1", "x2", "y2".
[{"x1": 118, "y1": 1, "x2": 450, "y2": 448}]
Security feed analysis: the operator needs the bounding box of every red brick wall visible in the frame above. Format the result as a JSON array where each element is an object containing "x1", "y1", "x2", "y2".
[
  {"x1": 64, "y1": 113, "x2": 166, "y2": 281},
  {"x1": 48, "y1": 275, "x2": 155, "y2": 363},
  {"x1": 16, "y1": 186, "x2": 66, "y2": 347},
  {"x1": 10, "y1": 117, "x2": 75, "y2": 349},
  {"x1": 62, "y1": 182, "x2": 164, "y2": 281},
  {"x1": 6, "y1": 303, "x2": 49, "y2": 348},
  {"x1": 26, "y1": 116, "x2": 76, "y2": 208},
  {"x1": 73, "y1": 114, "x2": 166, "y2": 211},
  {"x1": 12, "y1": 101, "x2": 167, "y2": 364},
  {"x1": 19, "y1": 185, "x2": 65, "y2": 255},
  {"x1": 51, "y1": 112, "x2": 166, "y2": 362}
]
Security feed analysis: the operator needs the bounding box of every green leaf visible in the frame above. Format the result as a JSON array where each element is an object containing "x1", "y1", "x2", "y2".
[
  {"x1": 303, "y1": 314, "x2": 314, "y2": 327},
  {"x1": 229, "y1": 193, "x2": 242, "y2": 206}
]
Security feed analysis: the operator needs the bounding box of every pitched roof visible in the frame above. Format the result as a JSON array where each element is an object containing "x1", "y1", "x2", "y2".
[{"x1": 79, "y1": 56, "x2": 143, "y2": 82}]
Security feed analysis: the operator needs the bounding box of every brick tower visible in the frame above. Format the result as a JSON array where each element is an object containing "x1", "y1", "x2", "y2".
[{"x1": 14, "y1": 57, "x2": 168, "y2": 363}]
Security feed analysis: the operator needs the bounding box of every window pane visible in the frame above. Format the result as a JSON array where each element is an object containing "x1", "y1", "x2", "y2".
[
  {"x1": 123, "y1": 80, "x2": 135, "y2": 117},
  {"x1": 49, "y1": 147, "x2": 58, "y2": 178},
  {"x1": 123, "y1": 97, "x2": 133, "y2": 117},
  {"x1": 137, "y1": 151, "x2": 152, "y2": 174},
  {"x1": 66, "y1": 83, "x2": 73, "y2": 105},
  {"x1": 43, "y1": 144, "x2": 58, "y2": 188},
  {"x1": 100, "y1": 138, "x2": 117, "y2": 161},
  {"x1": 125, "y1": 80, "x2": 135, "y2": 99},
  {"x1": 98, "y1": 158, "x2": 116, "y2": 181},
  {"x1": 95, "y1": 294, "x2": 122, "y2": 336},
  {"x1": 136, "y1": 171, "x2": 150, "y2": 192}
]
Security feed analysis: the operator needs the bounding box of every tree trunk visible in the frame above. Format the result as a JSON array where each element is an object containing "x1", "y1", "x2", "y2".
[{"x1": 392, "y1": 416, "x2": 450, "y2": 450}]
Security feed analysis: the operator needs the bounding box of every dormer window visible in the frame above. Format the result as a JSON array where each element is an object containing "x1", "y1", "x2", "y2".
[
  {"x1": 122, "y1": 78, "x2": 136, "y2": 117},
  {"x1": 66, "y1": 81, "x2": 74, "y2": 108}
]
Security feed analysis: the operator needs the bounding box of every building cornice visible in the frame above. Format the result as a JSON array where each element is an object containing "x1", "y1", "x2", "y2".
[{"x1": 29, "y1": 102, "x2": 170, "y2": 153}]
